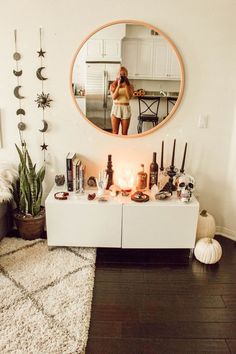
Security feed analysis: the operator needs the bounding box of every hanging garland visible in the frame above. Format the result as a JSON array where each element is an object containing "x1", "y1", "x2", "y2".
[
  {"x1": 13, "y1": 29, "x2": 26, "y2": 147},
  {"x1": 35, "y1": 27, "x2": 52, "y2": 161}
]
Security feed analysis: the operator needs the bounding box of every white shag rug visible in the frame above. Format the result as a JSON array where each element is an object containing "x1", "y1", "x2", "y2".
[{"x1": 0, "y1": 238, "x2": 96, "y2": 354}]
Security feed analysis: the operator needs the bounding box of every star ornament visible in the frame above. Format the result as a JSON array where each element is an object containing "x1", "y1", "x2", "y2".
[
  {"x1": 35, "y1": 92, "x2": 53, "y2": 109},
  {"x1": 37, "y1": 48, "x2": 46, "y2": 57},
  {"x1": 40, "y1": 143, "x2": 48, "y2": 150}
]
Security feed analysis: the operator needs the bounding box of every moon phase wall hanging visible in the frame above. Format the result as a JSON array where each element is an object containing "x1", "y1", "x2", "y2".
[
  {"x1": 13, "y1": 29, "x2": 26, "y2": 146},
  {"x1": 35, "y1": 27, "x2": 52, "y2": 161}
]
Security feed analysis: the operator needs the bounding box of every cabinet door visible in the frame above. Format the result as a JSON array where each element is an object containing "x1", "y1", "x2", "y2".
[
  {"x1": 152, "y1": 38, "x2": 169, "y2": 79},
  {"x1": 167, "y1": 47, "x2": 181, "y2": 79},
  {"x1": 136, "y1": 39, "x2": 153, "y2": 78},
  {"x1": 122, "y1": 39, "x2": 138, "y2": 78},
  {"x1": 86, "y1": 39, "x2": 121, "y2": 61},
  {"x1": 153, "y1": 38, "x2": 181, "y2": 80},
  {"x1": 86, "y1": 39, "x2": 103, "y2": 60},
  {"x1": 103, "y1": 39, "x2": 121, "y2": 61},
  {"x1": 76, "y1": 97, "x2": 86, "y2": 115},
  {"x1": 122, "y1": 199, "x2": 199, "y2": 248},
  {"x1": 46, "y1": 198, "x2": 122, "y2": 247}
]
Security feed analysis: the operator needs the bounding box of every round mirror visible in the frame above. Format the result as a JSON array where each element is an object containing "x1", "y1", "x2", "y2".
[{"x1": 71, "y1": 20, "x2": 184, "y2": 137}]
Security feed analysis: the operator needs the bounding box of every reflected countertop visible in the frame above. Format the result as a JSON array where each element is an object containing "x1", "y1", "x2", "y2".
[
  {"x1": 134, "y1": 91, "x2": 179, "y2": 98},
  {"x1": 75, "y1": 95, "x2": 86, "y2": 99},
  {"x1": 74, "y1": 92, "x2": 179, "y2": 99}
]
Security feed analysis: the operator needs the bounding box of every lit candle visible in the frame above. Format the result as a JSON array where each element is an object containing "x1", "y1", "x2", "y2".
[
  {"x1": 160, "y1": 141, "x2": 164, "y2": 171},
  {"x1": 180, "y1": 142, "x2": 188, "y2": 173},
  {"x1": 171, "y1": 139, "x2": 176, "y2": 166},
  {"x1": 118, "y1": 170, "x2": 134, "y2": 192}
]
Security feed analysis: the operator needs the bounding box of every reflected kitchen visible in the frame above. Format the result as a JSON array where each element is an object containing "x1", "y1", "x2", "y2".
[{"x1": 72, "y1": 23, "x2": 181, "y2": 136}]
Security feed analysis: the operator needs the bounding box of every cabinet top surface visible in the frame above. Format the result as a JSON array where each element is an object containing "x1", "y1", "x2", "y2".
[{"x1": 46, "y1": 186, "x2": 199, "y2": 208}]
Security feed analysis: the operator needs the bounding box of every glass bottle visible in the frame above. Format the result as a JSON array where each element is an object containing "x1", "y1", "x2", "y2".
[
  {"x1": 136, "y1": 164, "x2": 147, "y2": 190},
  {"x1": 79, "y1": 165, "x2": 85, "y2": 193},
  {"x1": 149, "y1": 152, "x2": 159, "y2": 189},
  {"x1": 106, "y1": 154, "x2": 114, "y2": 189}
]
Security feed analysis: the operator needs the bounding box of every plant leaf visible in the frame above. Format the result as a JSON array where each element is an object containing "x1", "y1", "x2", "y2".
[{"x1": 14, "y1": 145, "x2": 45, "y2": 217}]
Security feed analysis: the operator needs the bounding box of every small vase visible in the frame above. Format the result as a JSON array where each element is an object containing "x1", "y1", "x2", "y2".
[{"x1": 55, "y1": 174, "x2": 65, "y2": 186}]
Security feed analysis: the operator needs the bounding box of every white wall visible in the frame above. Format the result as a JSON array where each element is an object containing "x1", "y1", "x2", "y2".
[{"x1": 0, "y1": 0, "x2": 235, "y2": 239}]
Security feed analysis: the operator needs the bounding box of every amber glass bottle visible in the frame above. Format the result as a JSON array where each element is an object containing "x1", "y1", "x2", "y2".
[
  {"x1": 149, "y1": 152, "x2": 159, "y2": 189},
  {"x1": 136, "y1": 164, "x2": 147, "y2": 190}
]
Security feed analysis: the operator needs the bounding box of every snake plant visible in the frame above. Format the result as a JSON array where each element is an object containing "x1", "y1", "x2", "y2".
[{"x1": 14, "y1": 144, "x2": 45, "y2": 216}]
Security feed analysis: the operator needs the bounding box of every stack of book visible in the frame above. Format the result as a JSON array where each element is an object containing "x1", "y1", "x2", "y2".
[{"x1": 66, "y1": 153, "x2": 84, "y2": 192}]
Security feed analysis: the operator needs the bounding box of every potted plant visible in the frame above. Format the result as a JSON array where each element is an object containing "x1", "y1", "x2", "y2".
[{"x1": 13, "y1": 144, "x2": 46, "y2": 240}]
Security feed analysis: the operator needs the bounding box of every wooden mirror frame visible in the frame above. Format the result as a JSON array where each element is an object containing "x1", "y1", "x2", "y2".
[{"x1": 70, "y1": 19, "x2": 185, "y2": 138}]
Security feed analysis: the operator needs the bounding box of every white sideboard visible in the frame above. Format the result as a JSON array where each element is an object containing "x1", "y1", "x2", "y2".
[{"x1": 45, "y1": 187, "x2": 199, "y2": 249}]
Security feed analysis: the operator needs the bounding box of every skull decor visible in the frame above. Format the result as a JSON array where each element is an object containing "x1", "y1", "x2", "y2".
[{"x1": 177, "y1": 174, "x2": 195, "y2": 202}]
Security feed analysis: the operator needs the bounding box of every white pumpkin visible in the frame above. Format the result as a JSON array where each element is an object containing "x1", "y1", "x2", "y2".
[
  {"x1": 196, "y1": 210, "x2": 216, "y2": 240},
  {"x1": 194, "y1": 237, "x2": 222, "y2": 264}
]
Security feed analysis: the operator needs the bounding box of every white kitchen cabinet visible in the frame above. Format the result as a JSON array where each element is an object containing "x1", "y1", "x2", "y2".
[
  {"x1": 46, "y1": 187, "x2": 199, "y2": 249},
  {"x1": 122, "y1": 38, "x2": 180, "y2": 80},
  {"x1": 152, "y1": 38, "x2": 169, "y2": 79},
  {"x1": 86, "y1": 39, "x2": 121, "y2": 61},
  {"x1": 153, "y1": 38, "x2": 180, "y2": 80},
  {"x1": 122, "y1": 39, "x2": 153, "y2": 78},
  {"x1": 75, "y1": 96, "x2": 86, "y2": 115},
  {"x1": 103, "y1": 40, "x2": 121, "y2": 61},
  {"x1": 167, "y1": 46, "x2": 181, "y2": 79},
  {"x1": 86, "y1": 40, "x2": 102, "y2": 60},
  {"x1": 122, "y1": 39, "x2": 138, "y2": 77},
  {"x1": 136, "y1": 39, "x2": 153, "y2": 78}
]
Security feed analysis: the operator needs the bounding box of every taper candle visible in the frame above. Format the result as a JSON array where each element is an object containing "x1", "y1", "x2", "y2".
[
  {"x1": 171, "y1": 139, "x2": 176, "y2": 166},
  {"x1": 180, "y1": 142, "x2": 188, "y2": 173},
  {"x1": 160, "y1": 140, "x2": 164, "y2": 171}
]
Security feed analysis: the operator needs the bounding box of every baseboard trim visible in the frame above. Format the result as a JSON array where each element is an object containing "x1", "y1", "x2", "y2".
[{"x1": 216, "y1": 226, "x2": 236, "y2": 241}]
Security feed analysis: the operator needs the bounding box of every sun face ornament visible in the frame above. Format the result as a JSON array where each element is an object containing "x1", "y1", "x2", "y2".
[{"x1": 35, "y1": 92, "x2": 53, "y2": 109}]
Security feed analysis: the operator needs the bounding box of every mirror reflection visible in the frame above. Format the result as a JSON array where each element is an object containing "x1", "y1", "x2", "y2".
[{"x1": 72, "y1": 23, "x2": 182, "y2": 136}]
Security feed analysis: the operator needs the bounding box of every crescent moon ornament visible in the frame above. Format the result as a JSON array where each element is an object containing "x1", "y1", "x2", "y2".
[
  {"x1": 16, "y1": 108, "x2": 25, "y2": 115},
  {"x1": 18, "y1": 122, "x2": 26, "y2": 131},
  {"x1": 36, "y1": 67, "x2": 47, "y2": 81},
  {"x1": 14, "y1": 86, "x2": 25, "y2": 99},
  {"x1": 13, "y1": 69, "x2": 23, "y2": 77},
  {"x1": 39, "y1": 119, "x2": 48, "y2": 133}
]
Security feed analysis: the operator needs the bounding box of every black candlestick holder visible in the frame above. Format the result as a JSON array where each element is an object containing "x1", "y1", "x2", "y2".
[{"x1": 161, "y1": 165, "x2": 178, "y2": 192}]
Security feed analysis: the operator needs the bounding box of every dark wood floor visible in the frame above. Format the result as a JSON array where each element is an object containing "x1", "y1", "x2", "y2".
[{"x1": 86, "y1": 236, "x2": 236, "y2": 354}]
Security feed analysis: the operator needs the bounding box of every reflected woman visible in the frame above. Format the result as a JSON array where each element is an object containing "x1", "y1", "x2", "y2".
[{"x1": 110, "y1": 67, "x2": 134, "y2": 135}]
